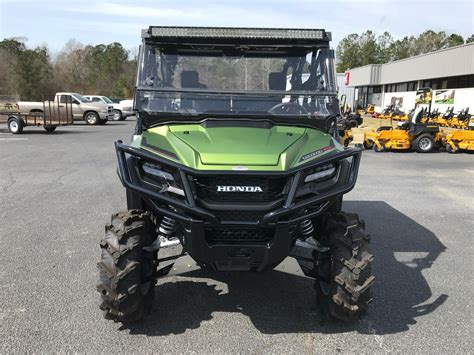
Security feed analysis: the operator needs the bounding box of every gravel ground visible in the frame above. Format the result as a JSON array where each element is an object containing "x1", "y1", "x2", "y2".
[{"x1": 1, "y1": 119, "x2": 473, "y2": 353}]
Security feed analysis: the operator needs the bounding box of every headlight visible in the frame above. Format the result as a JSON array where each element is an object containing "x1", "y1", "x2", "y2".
[
  {"x1": 141, "y1": 162, "x2": 184, "y2": 196},
  {"x1": 304, "y1": 163, "x2": 336, "y2": 183}
]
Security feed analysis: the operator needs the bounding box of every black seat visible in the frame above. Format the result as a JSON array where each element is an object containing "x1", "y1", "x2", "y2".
[
  {"x1": 265, "y1": 71, "x2": 287, "y2": 111},
  {"x1": 232, "y1": 72, "x2": 287, "y2": 112},
  {"x1": 181, "y1": 70, "x2": 207, "y2": 89},
  {"x1": 398, "y1": 121, "x2": 410, "y2": 130},
  {"x1": 180, "y1": 71, "x2": 230, "y2": 112}
]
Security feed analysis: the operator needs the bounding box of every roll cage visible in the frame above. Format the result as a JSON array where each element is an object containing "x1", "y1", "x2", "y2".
[{"x1": 134, "y1": 26, "x2": 339, "y2": 133}]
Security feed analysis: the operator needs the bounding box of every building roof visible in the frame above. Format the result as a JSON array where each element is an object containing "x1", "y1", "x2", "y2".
[{"x1": 347, "y1": 42, "x2": 474, "y2": 87}]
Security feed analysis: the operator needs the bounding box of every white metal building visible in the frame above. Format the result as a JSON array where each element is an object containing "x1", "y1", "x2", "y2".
[
  {"x1": 336, "y1": 73, "x2": 356, "y2": 107},
  {"x1": 345, "y1": 42, "x2": 474, "y2": 113}
]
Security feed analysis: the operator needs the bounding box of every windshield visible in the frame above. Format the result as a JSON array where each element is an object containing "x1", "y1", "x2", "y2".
[
  {"x1": 136, "y1": 44, "x2": 338, "y2": 121},
  {"x1": 73, "y1": 94, "x2": 91, "y2": 103},
  {"x1": 102, "y1": 96, "x2": 113, "y2": 104}
]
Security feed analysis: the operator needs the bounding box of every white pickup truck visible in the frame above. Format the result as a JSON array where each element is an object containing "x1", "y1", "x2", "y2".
[
  {"x1": 19, "y1": 92, "x2": 114, "y2": 125},
  {"x1": 84, "y1": 95, "x2": 134, "y2": 121}
]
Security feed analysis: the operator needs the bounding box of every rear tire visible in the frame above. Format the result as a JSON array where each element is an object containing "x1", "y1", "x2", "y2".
[
  {"x1": 414, "y1": 134, "x2": 434, "y2": 153},
  {"x1": 8, "y1": 117, "x2": 23, "y2": 134},
  {"x1": 314, "y1": 212, "x2": 374, "y2": 322},
  {"x1": 97, "y1": 210, "x2": 157, "y2": 323}
]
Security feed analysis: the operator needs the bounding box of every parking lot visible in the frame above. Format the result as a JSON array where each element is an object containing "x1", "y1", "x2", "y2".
[{"x1": 1, "y1": 119, "x2": 473, "y2": 352}]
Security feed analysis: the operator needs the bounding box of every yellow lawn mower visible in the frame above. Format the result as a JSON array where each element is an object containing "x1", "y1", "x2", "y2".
[
  {"x1": 443, "y1": 113, "x2": 474, "y2": 153},
  {"x1": 363, "y1": 108, "x2": 443, "y2": 153},
  {"x1": 431, "y1": 107, "x2": 453, "y2": 127},
  {"x1": 449, "y1": 107, "x2": 471, "y2": 129},
  {"x1": 443, "y1": 130, "x2": 474, "y2": 153}
]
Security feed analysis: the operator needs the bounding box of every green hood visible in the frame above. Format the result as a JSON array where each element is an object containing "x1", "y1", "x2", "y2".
[{"x1": 134, "y1": 122, "x2": 341, "y2": 171}]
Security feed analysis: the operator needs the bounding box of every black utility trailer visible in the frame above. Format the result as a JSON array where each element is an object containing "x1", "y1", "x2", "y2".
[{"x1": 0, "y1": 97, "x2": 74, "y2": 134}]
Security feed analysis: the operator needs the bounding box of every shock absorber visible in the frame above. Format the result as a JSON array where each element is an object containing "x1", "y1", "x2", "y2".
[
  {"x1": 158, "y1": 216, "x2": 176, "y2": 237},
  {"x1": 299, "y1": 219, "x2": 315, "y2": 238},
  {"x1": 144, "y1": 216, "x2": 180, "y2": 251}
]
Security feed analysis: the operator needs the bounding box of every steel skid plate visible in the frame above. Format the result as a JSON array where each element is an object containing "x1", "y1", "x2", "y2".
[{"x1": 156, "y1": 254, "x2": 312, "y2": 279}]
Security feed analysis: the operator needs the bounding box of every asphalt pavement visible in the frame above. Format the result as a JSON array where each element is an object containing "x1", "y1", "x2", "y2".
[{"x1": 1, "y1": 119, "x2": 473, "y2": 353}]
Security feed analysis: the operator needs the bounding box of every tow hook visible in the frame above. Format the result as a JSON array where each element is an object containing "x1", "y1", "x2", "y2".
[
  {"x1": 295, "y1": 237, "x2": 329, "y2": 253},
  {"x1": 143, "y1": 236, "x2": 180, "y2": 252}
]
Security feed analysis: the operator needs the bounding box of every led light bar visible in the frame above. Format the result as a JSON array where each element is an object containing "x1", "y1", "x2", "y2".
[{"x1": 148, "y1": 26, "x2": 327, "y2": 40}]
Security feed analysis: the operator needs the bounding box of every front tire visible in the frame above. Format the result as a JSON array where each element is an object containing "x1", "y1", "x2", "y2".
[
  {"x1": 374, "y1": 142, "x2": 385, "y2": 152},
  {"x1": 112, "y1": 109, "x2": 122, "y2": 121},
  {"x1": 84, "y1": 112, "x2": 100, "y2": 125},
  {"x1": 314, "y1": 212, "x2": 374, "y2": 322},
  {"x1": 363, "y1": 140, "x2": 373, "y2": 150},
  {"x1": 445, "y1": 143, "x2": 459, "y2": 153},
  {"x1": 97, "y1": 210, "x2": 157, "y2": 323}
]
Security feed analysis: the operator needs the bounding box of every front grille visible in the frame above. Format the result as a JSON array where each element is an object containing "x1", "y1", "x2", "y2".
[
  {"x1": 194, "y1": 175, "x2": 288, "y2": 202},
  {"x1": 206, "y1": 227, "x2": 273, "y2": 244}
]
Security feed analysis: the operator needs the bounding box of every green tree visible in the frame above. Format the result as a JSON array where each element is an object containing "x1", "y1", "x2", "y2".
[
  {"x1": 358, "y1": 30, "x2": 379, "y2": 66},
  {"x1": 390, "y1": 36, "x2": 416, "y2": 60},
  {"x1": 336, "y1": 33, "x2": 361, "y2": 72},
  {"x1": 376, "y1": 31, "x2": 394, "y2": 63},
  {"x1": 466, "y1": 35, "x2": 474, "y2": 43},
  {"x1": 412, "y1": 30, "x2": 447, "y2": 55},
  {"x1": 15, "y1": 46, "x2": 54, "y2": 100},
  {"x1": 445, "y1": 33, "x2": 464, "y2": 47}
]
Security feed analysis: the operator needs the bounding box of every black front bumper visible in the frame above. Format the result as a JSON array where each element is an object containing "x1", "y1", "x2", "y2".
[{"x1": 115, "y1": 140, "x2": 362, "y2": 271}]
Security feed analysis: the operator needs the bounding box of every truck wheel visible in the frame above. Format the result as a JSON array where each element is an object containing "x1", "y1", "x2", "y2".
[
  {"x1": 112, "y1": 109, "x2": 122, "y2": 121},
  {"x1": 44, "y1": 125, "x2": 57, "y2": 133},
  {"x1": 314, "y1": 212, "x2": 374, "y2": 322},
  {"x1": 97, "y1": 210, "x2": 157, "y2": 323},
  {"x1": 8, "y1": 117, "x2": 23, "y2": 134},
  {"x1": 414, "y1": 134, "x2": 434, "y2": 153},
  {"x1": 84, "y1": 112, "x2": 99, "y2": 125}
]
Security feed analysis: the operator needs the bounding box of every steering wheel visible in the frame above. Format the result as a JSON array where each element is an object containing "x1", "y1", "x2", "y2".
[{"x1": 268, "y1": 102, "x2": 309, "y2": 115}]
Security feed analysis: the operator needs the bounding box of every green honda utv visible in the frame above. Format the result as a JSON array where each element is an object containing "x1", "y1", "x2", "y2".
[{"x1": 98, "y1": 26, "x2": 374, "y2": 323}]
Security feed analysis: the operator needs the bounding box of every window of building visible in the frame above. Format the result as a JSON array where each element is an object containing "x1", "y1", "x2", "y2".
[
  {"x1": 407, "y1": 81, "x2": 417, "y2": 91},
  {"x1": 421, "y1": 75, "x2": 474, "y2": 90},
  {"x1": 384, "y1": 81, "x2": 417, "y2": 92},
  {"x1": 458, "y1": 76, "x2": 469, "y2": 88},
  {"x1": 469, "y1": 75, "x2": 474, "y2": 87},
  {"x1": 373, "y1": 85, "x2": 382, "y2": 93},
  {"x1": 396, "y1": 83, "x2": 408, "y2": 92}
]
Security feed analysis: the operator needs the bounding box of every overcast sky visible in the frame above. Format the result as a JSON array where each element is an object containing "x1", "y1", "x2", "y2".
[{"x1": 0, "y1": 0, "x2": 473, "y2": 53}]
